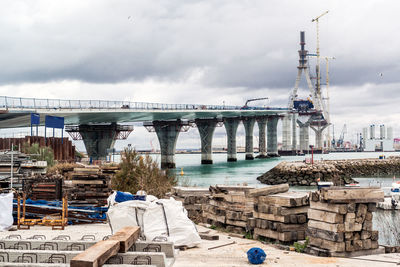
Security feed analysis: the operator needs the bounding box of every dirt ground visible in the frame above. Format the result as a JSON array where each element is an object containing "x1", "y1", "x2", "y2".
[
  {"x1": 0, "y1": 223, "x2": 399, "y2": 266},
  {"x1": 175, "y1": 225, "x2": 400, "y2": 267}
]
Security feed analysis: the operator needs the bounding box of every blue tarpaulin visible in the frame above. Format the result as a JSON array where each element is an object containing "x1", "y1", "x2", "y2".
[{"x1": 114, "y1": 191, "x2": 146, "y2": 203}]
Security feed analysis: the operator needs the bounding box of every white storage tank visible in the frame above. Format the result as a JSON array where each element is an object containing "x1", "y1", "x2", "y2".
[
  {"x1": 370, "y1": 124, "x2": 375, "y2": 139},
  {"x1": 380, "y1": 124, "x2": 385, "y2": 140}
]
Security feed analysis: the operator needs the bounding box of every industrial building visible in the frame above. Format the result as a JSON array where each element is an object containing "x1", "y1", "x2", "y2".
[{"x1": 363, "y1": 124, "x2": 394, "y2": 152}]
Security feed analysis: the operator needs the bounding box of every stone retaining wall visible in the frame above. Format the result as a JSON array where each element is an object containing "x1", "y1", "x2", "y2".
[{"x1": 257, "y1": 157, "x2": 400, "y2": 186}]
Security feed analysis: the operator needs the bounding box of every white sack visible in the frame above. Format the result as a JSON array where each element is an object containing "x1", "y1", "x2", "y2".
[
  {"x1": 107, "y1": 200, "x2": 149, "y2": 234},
  {"x1": 143, "y1": 198, "x2": 201, "y2": 247},
  {"x1": 0, "y1": 192, "x2": 13, "y2": 231}
]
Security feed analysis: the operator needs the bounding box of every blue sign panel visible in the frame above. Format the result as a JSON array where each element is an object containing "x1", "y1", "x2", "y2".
[
  {"x1": 45, "y1": 115, "x2": 64, "y2": 129},
  {"x1": 30, "y1": 113, "x2": 40, "y2": 125}
]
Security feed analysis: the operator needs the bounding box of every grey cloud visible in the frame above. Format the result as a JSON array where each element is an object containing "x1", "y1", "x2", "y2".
[{"x1": 2, "y1": 0, "x2": 400, "y2": 90}]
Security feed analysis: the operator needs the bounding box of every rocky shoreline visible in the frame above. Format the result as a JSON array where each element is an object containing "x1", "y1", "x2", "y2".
[{"x1": 257, "y1": 156, "x2": 400, "y2": 186}]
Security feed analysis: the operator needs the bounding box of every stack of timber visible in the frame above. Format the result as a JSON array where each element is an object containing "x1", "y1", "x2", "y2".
[
  {"x1": 306, "y1": 187, "x2": 385, "y2": 257},
  {"x1": 64, "y1": 167, "x2": 112, "y2": 207},
  {"x1": 202, "y1": 185, "x2": 255, "y2": 233},
  {"x1": 249, "y1": 184, "x2": 309, "y2": 242},
  {"x1": 171, "y1": 186, "x2": 209, "y2": 222},
  {"x1": 23, "y1": 176, "x2": 63, "y2": 200}
]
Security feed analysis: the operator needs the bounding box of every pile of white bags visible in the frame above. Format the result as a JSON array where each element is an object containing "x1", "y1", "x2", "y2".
[
  {"x1": 0, "y1": 192, "x2": 13, "y2": 231},
  {"x1": 107, "y1": 193, "x2": 201, "y2": 247}
]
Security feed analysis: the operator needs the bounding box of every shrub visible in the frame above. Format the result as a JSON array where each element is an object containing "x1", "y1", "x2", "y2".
[
  {"x1": 22, "y1": 143, "x2": 55, "y2": 167},
  {"x1": 112, "y1": 147, "x2": 176, "y2": 198},
  {"x1": 293, "y1": 237, "x2": 309, "y2": 253}
]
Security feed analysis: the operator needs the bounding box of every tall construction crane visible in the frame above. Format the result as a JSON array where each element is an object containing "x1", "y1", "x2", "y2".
[
  {"x1": 242, "y1": 98, "x2": 268, "y2": 109},
  {"x1": 312, "y1": 10, "x2": 329, "y2": 103}
]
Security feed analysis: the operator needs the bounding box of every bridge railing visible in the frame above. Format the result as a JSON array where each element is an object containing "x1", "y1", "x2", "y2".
[{"x1": 0, "y1": 96, "x2": 288, "y2": 111}]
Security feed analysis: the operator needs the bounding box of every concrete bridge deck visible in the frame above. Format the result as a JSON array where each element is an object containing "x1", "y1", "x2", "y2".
[
  {"x1": 0, "y1": 96, "x2": 287, "y2": 128},
  {"x1": 0, "y1": 96, "x2": 288, "y2": 168}
]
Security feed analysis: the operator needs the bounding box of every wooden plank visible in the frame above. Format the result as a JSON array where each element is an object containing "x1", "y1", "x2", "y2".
[
  {"x1": 320, "y1": 187, "x2": 384, "y2": 203},
  {"x1": 276, "y1": 223, "x2": 307, "y2": 232},
  {"x1": 109, "y1": 226, "x2": 140, "y2": 253},
  {"x1": 253, "y1": 212, "x2": 289, "y2": 223},
  {"x1": 212, "y1": 193, "x2": 253, "y2": 204},
  {"x1": 308, "y1": 236, "x2": 345, "y2": 252},
  {"x1": 199, "y1": 233, "x2": 219, "y2": 240},
  {"x1": 308, "y1": 219, "x2": 345, "y2": 232},
  {"x1": 254, "y1": 228, "x2": 303, "y2": 242},
  {"x1": 330, "y1": 246, "x2": 385, "y2": 257},
  {"x1": 306, "y1": 227, "x2": 344, "y2": 242},
  {"x1": 308, "y1": 209, "x2": 344, "y2": 224},
  {"x1": 258, "y1": 192, "x2": 309, "y2": 207},
  {"x1": 202, "y1": 211, "x2": 225, "y2": 224},
  {"x1": 248, "y1": 184, "x2": 289, "y2": 197},
  {"x1": 70, "y1": 240, "x2": 120, "y2": 267},
  {"x1": 310, "y1": 201, "x2": 348, "y2": 214},
  {"x1": 257, "y1": 204, "x2": 308, "y2": 216}
]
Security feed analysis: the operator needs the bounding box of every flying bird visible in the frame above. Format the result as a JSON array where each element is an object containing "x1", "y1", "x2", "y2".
[{"x1": 379, "y1": 73, "x2": 383, "y2": 77}]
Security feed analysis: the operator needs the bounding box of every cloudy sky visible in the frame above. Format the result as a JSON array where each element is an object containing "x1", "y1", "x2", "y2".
[{"x1": 0, "y1": 0, "x2": 399, "y2": 151}]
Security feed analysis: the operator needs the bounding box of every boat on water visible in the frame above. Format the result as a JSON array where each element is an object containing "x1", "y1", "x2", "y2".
[{"x1": 390, "y1": 177, "x2": 400, "y2": 208}]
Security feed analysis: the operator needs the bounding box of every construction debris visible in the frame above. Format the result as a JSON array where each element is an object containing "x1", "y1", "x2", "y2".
[
  {"x1": 64, "y1": 167, "x2": 112, "y2": 207},
  {"x1": 306, "y1": 187, "x2": 384, "y2": 257}
]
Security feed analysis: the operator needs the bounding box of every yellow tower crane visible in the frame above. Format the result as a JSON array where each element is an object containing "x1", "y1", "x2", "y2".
[{"x1": 312, "y1": 10, "x2": 329, "y2": 107}]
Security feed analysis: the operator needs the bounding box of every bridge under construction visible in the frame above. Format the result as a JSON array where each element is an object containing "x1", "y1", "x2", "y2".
[{"x1": 0, "y1": 96, "x2": 287, "y2": 168}]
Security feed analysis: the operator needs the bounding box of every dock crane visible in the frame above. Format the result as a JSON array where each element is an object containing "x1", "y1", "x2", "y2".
[
  {"x1": 337, "y1": 124, "x2": 347, "y2": 148},
  {"x1": 241, "y1": 98, "x2": 268, "y2": 109}
]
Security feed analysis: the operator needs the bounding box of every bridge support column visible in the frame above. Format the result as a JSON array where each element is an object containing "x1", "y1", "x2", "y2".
[
  {"x1": 224, "y1": 118, "x2": 240, "y2": 162},
  {"x1": 297, "y1": 117, "x2": 312, "y2": 152},
  {"x1": 243, "y1": 117, "x2": 256, "y2": 160},
  {"x1": 153, "y1": 121, "x2": 182, "y2": 169},
  {"x1": 65, "y1": 123, "x2": 133, "y2": 161},
  {"x1": 267, "y1": 116, "x2": 280, "y2": 157},
  {"x1": 195, "y1": 119, "x2": 218, "y2": 164},
  {"x1": 311, "y1": 124, "x2": 329, "y2": 150},
  {"x1": 292, "y1": 113, "x2": 298, "y2": 151},
  {"x1": 256, "y1": 117, "x2": 268, "y2": 158},
  {"x1": 282, "y1": 114, "x2": 291, "y2": 151}
]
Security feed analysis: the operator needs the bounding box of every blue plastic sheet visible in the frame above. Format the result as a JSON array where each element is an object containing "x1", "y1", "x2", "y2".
[{"x1": 115, "y1": 191, "x2": 146, "y2": 203}]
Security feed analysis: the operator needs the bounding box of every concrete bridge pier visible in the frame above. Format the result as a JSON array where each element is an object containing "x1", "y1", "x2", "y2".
[
  {"x1": 66, "y1": 123, "x2": 133, "y2": 160},
  {"x1": 282, "y1": 114, "x2": 291, "y2": 150},
  {"x1": 311, "y1": 124, "x2": 329, "y2": 150},
  {"x1": 195, "y1": 119, "x2": 218, "y2": 164},
  {"x1": 224, "y1": 118, "x2": 240, "y2": 162},
  {"x1": 243, "y1": 117, "x2": 256, "y2": 160},
  {"x1": 267, "y1": 116, "x2": 280, "y2": 157},
  {"x1": 153, "y1": 121, "x2": 183, "y2": 169},
  {"x1": 256, "y1": 117, "x2": 268, "y2": 158},
  {"x1": 297, "y1": 117, "x2": 312, "y2": 152},
  {"x1": 292, "y1": 113, "x2": 298, "y2": 151}
]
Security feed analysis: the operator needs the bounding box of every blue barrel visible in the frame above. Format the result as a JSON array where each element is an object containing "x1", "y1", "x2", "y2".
[{"x1": 247, "y1": 247, "x2": 266, "y2": 265}]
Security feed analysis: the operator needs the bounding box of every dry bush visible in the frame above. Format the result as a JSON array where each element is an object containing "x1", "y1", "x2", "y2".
[
  {"x1": 47, "y1": 162, "x2": 81, "y2": 175},
  {"x1": 112, "y1": 148, "x2": 177, "y2": 198}
]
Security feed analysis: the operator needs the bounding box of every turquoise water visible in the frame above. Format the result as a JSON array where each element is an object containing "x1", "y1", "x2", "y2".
[{"x1": 158, "y1": 151, "x2": 400, "y2": 188}]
